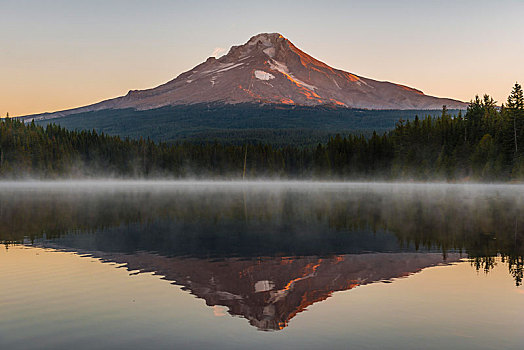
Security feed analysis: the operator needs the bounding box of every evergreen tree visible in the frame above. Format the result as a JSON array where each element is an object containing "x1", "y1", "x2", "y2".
[{"x1": 507, "y1": 83, "x2": 524, "y2": 154}]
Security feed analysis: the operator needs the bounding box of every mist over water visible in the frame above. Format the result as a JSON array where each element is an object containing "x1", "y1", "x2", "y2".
[
  {"x1": 1, "y1": 181, "x2": 523, "y2": 347},
  {"x1": 2, "y1": 180, "x2": 523, "y2": 263}
]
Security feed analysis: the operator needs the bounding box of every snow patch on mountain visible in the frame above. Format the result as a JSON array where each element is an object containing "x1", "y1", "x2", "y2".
[
  {"x1": 248, "y1": 34, "x2": 274, "y2": 47},
  {"x1": 254, "y1": 280, "x2": 275, "y2": 293},
  {"x1": 254, "y1": 70, "x2": 275, "y2": 81},
  {"x1": 216, "y1": 62, "x2": 244, "y2": 73},
  {"x1": 268, "y1": 60, "x2": 318, "y2": 91},
  {"x1": 202, "y1": 62, "x2": 244, "y2": 75},
  {"x1": 263, "y1": 47, "x2": 276, "y2": 58}
]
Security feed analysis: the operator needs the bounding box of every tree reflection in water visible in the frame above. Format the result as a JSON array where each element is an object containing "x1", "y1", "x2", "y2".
[{"x1": 0, "y1": 183, "x2": 523, "y2": 330}]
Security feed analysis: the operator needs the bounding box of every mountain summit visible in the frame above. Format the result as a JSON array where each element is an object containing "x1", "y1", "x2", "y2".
[{"x1": 26, "y1": 33, "x2": 466, "y2": 120}]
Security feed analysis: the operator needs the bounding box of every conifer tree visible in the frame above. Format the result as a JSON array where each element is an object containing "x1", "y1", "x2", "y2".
[{"x1": 507, "y1": 83, "x2": 523, "y2": 150}]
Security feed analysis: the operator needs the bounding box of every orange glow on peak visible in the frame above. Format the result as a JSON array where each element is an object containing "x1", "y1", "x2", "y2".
[
  {"x1": 329, "y1": 99, "x2": 346, "y2": 106},
  {"x1": 238, "y1": 84, "x2": 264, "y2": 100},
  {"x1": 396, "y1": 84, "x2": 424, "y2": 95},
  {"x1": 287, "y1": 42, "x2": 335, "y2": 73},
  {"x1": 344, "y1": 72, "x2": 360, "y2": 82},
  {"x1": 333, "y1": 255, "x2": 346, "y2": 263},
  {"x1": 280, "y1": 98, "x2": 295, "y2": 104}
]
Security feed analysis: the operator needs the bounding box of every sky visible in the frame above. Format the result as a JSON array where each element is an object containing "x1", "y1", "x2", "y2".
[{"x1": 1, "y1": 0, "x2": 523, "y2": 116}]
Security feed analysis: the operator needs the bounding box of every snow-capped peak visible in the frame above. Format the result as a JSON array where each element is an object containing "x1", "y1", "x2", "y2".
[
  {"x1": 23, "y1": 32, "x2": 468, "y2": 121},
  {"x1": 247, "y1": 33, "x2": 284, "y2": 46}
]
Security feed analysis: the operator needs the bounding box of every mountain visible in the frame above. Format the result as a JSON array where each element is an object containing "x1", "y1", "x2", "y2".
[{"x1": 24, "y1": 33, "x2": 466, "y2": 122}]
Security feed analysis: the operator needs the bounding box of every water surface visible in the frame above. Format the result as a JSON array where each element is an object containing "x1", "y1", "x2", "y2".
[{"x1": 1, "y1": 182, "x2": 523, "y2": 349}]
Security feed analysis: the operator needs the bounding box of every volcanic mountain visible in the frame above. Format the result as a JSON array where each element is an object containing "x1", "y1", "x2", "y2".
[{"x1": 25, "y1": 33, "x2": 466, "y2": 121}]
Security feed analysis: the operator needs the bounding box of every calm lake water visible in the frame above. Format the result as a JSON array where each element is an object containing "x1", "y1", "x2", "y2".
[{"x1": 1, "y1": 181, "x2": 523, "y2": 349}]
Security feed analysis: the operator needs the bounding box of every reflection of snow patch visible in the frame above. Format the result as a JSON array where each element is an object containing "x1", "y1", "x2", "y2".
[
  {"x1": 268, "y1": 268, "x2": 318, "y2": 303},
  {"x1": 186, "y1": 80, "x2": 193, "y2": 83},
  {"x1": 268, "y1": 60, "x2": 318, "y2": 91},
  {"x1": 210, "y1": 76, "x2": 216, "y2": 86},
  {"x1": 263, "y1": 305, "x2": 275, "y2": 316},
  {"x1": 255, "y1": 280, "x2": 275, "y2": 292},
  {"x1": 216, "y1": 291, "x2": 242, "y2": 300},
  {"x1": 254, "y1": 70, "x2": 275, "y2": 81}
]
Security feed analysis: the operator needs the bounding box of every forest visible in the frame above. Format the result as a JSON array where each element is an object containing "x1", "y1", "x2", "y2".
[
  {"x1": 29, "y1": 104, "x2": 448, "y2": 145},
  {"x1": 1, "y1": 83, "x2": 523, "y2": 181}
]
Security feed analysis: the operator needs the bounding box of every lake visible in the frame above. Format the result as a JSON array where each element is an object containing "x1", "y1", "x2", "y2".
[{"x1": 1, "y1": 181, "x2": 523, "y2": 349}]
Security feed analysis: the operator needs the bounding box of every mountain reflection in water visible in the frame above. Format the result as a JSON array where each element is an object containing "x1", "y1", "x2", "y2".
[
  {"x1": 1, "y1": 182, "x2": 523, "y2": 331},
  {"x1": 53, "y1": 250, "x2": 458, "y2": 331}
]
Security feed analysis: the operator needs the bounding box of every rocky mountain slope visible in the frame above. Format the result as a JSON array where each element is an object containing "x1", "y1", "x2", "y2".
[{"x1": 24, "y1": 33, "x2": 466, "y2": 121}]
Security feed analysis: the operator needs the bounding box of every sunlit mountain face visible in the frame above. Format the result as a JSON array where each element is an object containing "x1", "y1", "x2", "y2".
[
  {"x1": 1, "y1": 183, "x2": 523, "y2": 331},
  {"x1": 23, "y1": 33, "x2": 467, "y2": 122}
]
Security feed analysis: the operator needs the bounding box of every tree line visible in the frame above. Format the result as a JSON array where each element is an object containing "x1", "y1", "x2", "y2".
[{"x1": 1, "y1": 83, "x2": 523, "y2": 180}]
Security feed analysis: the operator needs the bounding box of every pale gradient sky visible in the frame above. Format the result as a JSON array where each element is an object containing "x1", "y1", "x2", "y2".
[{"x1": 1, "y1": 0, "x2": 523, "y2": 116}]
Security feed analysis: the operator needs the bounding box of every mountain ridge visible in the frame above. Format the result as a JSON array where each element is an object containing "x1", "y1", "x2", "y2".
[{"x1": 22, "y1": 32, "x2": 467, "y2": 121}]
